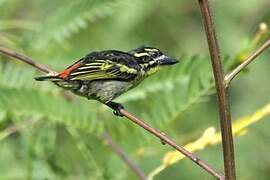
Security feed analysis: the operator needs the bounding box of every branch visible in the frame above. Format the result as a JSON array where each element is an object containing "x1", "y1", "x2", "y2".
[
  {"x1": 224, "y1": 38, "x2": 270, "y2": 87},
  {"x1": 198, "y1": 0, "x2": 236, "y2": 179},
  {"x1": 0, "y1": 46, "x2": 224, "y2": 179},
  {"x1": 119, "y1": 109, "x2": 224, "y2": 179},
  {"x1": 0, "y1": 47, "x2": 55, "y2": 74},
  {"x1": 101, "y1": 132, "x2": 147, "y2": 180},
  {"x1": 149, "y1": 102, "x2": 270, "y2": 179}
]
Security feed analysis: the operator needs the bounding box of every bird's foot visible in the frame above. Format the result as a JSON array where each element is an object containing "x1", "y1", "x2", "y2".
[{"x1": 106, "y1": 101, "x2": 124, "y2": 117}]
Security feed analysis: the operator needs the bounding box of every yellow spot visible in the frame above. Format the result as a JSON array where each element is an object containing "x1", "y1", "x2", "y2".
[
  {"x1": 101, "y1": 63, "x2": 112, "y2": 70},
  {"x1": 146, "y1": 66, "x2": 160, "y2": 75},
  {"x1": 71, "y1": 70, "x2": 100, "y2": 75},
  {"x1": 78, "y1": 66, "x2": 101, "y2": 70},
  {"x1": 85, "y1": 63, "x2": 102, "y2": 66},
  {"x1": 134, "y1": 52, "x2": 149, "y2": 57},
  {"x1": 95, "y1": 60, "x2": 106, "y2": 62},
  {"x1": 72, "y1": 73, "x2": 108, "y2": 80},
  {"x1": 144, "y1": 48, "x2": 159, "y2": 52},
  {"x1": 118, "y1": 64, "x2": 137, "y2": 74},
  {"x1": 136, "y1": 148, "x2": 145, "y2": 157}
]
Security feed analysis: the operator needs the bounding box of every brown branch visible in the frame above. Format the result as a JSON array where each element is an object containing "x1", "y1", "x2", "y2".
[
  {"x1": 198, "y1": 0, "x2": 236, "y2": 180},
  {"x1": 224, "y1": 38, "x2": 270, "y2": 87},
  {"x1": 0, "y1": 47, "x2": 55, "y2": 74},
  {"x1": 0, "y1": 46, "x2": 224, "y2": 179},
  {"x1": 119, "y1": 109, "x2": 224, "y2": 179},
  {"x1": 101, "y1": 132, "x2": 147, "y2": 180}
]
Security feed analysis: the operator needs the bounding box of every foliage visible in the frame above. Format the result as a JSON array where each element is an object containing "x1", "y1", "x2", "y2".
[
  {"x1": 0, "y1": 0, "x2": 270, "y2": 179},
  {"x1": 148, "y1": 103, "x2": 270, "y2": 179}
]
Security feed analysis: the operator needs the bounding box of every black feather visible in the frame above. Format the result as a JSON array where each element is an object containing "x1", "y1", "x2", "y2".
[{"x1": 35, "y1": 75, "x2": 62, "y2": 81}]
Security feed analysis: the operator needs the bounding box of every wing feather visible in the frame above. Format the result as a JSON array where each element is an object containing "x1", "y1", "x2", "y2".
[
  {"x1": 68, "y1": 60, "x2": 138, "y2": 81},
  {"x1": 58, "y1": 51, "x2": 140, "y2": 81}
]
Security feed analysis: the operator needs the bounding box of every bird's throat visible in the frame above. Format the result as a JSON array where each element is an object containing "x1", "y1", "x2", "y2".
[{"x1": 146, "y1": 66, "x2": 160, "y2": 76}]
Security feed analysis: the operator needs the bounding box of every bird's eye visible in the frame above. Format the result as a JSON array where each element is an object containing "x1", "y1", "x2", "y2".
[{"x1": 149, "y1": 51, "x2": 159, "y2": 58}]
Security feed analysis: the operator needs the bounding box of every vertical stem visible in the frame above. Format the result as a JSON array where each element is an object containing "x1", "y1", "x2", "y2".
[
  {"x1": 198, "y1": 0, "x2": 236, "y2": 179},
  {"x1": 101, "y1": 132, "x2": 147, "y2": 180}
]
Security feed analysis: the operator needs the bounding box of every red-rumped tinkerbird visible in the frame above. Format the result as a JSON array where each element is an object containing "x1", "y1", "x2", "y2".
[{"x1": 35, "y1": 46, "x2": 178, "y2": 116}]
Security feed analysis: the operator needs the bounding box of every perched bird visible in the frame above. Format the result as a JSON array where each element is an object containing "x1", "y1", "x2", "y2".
[{"x1": 35, "y1": 46, "x2": 178, "y2": 115}]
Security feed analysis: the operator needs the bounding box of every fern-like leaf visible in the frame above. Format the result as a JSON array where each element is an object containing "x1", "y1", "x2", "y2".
[{"x1": 33, "y1": 0, "x2": 120, "y2": 50}]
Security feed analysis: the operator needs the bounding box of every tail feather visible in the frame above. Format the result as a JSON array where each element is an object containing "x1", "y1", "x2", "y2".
[
  {"x1": 35, "y1": 75, "x2": 62, "y2": 81},
  {"x1": 35, "y1": 75, "x2": 81, "y2": 90}
]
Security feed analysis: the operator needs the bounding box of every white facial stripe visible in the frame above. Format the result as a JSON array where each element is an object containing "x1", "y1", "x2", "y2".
[{"x1": 153, "y1": 54, "x2": 166, "y2": 61}]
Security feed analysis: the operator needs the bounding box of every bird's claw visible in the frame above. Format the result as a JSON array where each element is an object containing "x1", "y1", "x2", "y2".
[
  {"x1": 113, "y1": 110, "x2": 123, "y2": 117},
  {"x1": 106, "y1": 101, "x2": 124, "y2": 117},
  {"x1": 114, "y1": 103, "x2": 124, "y2": 117}
]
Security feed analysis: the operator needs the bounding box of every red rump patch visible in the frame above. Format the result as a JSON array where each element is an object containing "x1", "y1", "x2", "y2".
[{"x1": 58, "y1": 61, "x2": 82, "y2": 79}]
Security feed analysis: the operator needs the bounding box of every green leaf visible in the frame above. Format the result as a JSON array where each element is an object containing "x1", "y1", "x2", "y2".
[
  {"x1": 0, "y1": 86, "x2": 104, "y2": 134},
  {"x1": 32, "y1": 0, "x2": 120, "y2": 50}
]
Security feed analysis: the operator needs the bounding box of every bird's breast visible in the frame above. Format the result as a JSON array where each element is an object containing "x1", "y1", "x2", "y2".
[{"x1": 74, "y1": 80, "x2": 133, "y2": 103}]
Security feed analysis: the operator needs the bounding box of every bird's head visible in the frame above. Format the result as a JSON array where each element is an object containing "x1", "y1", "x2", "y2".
[{"x1": 129, "y1": 46, "x2": 179, "y2": 75}]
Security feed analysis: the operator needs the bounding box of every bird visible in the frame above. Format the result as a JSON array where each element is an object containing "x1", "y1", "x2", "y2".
[{"x1": 35, "y1": 46, "x2": 179, "y2": 116}]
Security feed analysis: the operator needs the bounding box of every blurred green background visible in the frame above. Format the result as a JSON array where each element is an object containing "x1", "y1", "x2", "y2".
[{"x1": 0, "y1": 0, "x2": 270, "y2": 179}]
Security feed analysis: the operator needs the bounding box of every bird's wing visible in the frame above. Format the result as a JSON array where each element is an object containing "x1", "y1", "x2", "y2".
[{"x1": 58, "y1": 51, "x2": 139, "y2": 81}]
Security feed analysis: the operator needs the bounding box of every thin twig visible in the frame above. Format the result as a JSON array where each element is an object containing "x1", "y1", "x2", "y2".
[
  {"x1": 0, "y1": 46, "x2": 224, "y2": 179},
  {"x1": 101, "y1": 132, "x2": 147, "y2": 180},
  {"x1": 224, "y1": 38, "x2": 270, "y2": 87},
  {"x1": 119, "y1": 109, "x2": 224, "y2": 179},
  {"x1": 198, "y1": 0, "x2": 236, "y2": 180},
  {"x1": 0, "y1": 47, "x2": 55, "y2": 74}
]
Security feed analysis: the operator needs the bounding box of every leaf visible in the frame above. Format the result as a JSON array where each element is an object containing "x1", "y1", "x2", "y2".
[
  {"x1": 0, "y1": 119, "x2": 38, "y2": 141},
  {"x1": 148, "y1": 103, "x2": 270, "y2": 180},
  {"x1": 67, "y1": 128, "x2": 105, "y2": 179},
  {"x1": 32, "y1": 0, "x2": 120, "y2": 50},
  {"x1": 0, "y1": 86, "x2": 104, "y2": 134}
]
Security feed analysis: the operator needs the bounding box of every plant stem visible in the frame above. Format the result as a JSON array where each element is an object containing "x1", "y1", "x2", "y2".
[
  {"x1": 0, "y1": 47, "x2": 55, "y2": 74},
  {"x1": 0, "y1": 46, "x2": 224, "y2": 179},
  {"x1": 198, "y1": 0, "x2": 236, "y2": 179},
  {"x1": 224, "y1": 38, "x2": 270, "y2": 87},
  {"x1": 119, "y1": 109, "x2": 224, "y2": 179},
  {"x1": 101, "y1": 132, "x2": 147, "y2": 180}
]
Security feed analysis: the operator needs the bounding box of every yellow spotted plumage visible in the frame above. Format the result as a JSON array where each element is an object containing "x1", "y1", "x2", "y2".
[{"x1": 35, "y1": 46, "x2": 178, "y2": 114}]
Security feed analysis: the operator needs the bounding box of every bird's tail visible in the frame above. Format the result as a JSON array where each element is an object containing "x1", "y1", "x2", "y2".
[
  {"x1": 35, "y1": 75, "x2": 81, "y2": 90},
  {"x1": 35, "y1": 75, "x2": 62, "y2": 81}
]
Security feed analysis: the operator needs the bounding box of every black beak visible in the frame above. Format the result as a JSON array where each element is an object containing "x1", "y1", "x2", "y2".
[{"x1": 156, "y1": 55, "x2": 179, "y2": 65}]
